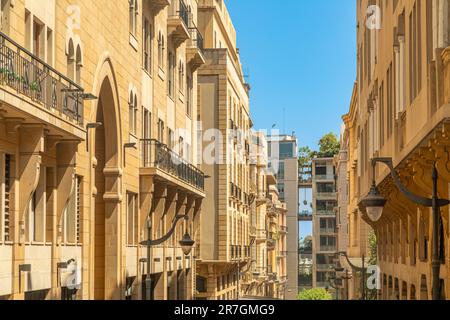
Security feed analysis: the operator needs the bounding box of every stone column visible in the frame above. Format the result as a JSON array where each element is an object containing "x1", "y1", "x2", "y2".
[
  {"x1": 12, "y1": 125, "x2": 45, "y2": 300},
  {"x1": 103, "y1": 167, "x2": 122, "y2": 300},
  {"x1": 152, "y1": 183, "x2": 167, "y2": 300}
]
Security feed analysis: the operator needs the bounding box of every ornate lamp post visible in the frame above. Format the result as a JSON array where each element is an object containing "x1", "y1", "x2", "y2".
[
  {"x1": 140, "y1": 214, "x2": 195, "y2": 300},
  {"x1": 360, "y1": 157, "x2": 448, "y2": 300},
  {"x1": 336, "y1": 251, "x2": 367, "y2": 300}
]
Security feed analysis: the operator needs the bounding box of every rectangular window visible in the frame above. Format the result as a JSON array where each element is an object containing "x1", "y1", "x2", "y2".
[
  {"x1": 75, "y1": 176, "x2": 81, "y2": 243},
  {"x1": 158, "y1": 119, "x2": 165, "y2": 143},
  {"x1": 129, "y1": 0, "x2": 137, "y2": 36},
  {"x1": 1, "y1": 154, "x2": 11, "y2": 242},
  {"x1": 61, "y1": 175, "x2": 81, "y2": 244},
  {"x1": 409, "y1": 1, "x2": 422, "y2": 103},
  {"x1": 33, "y1": 19, "x2": 44, "y2": 59},
  {"x1": 168, "y1": 51, "x2": 175, "y2": 97},
  {"x1": 186, "y1": 75, "x2": 193, "y2": 117},
  {"x1": 143, "y1": 18, "x2": 151, "y2": 72},
  {"x1": 127, "y1": 192, "x2": 138, "y2": 246},
  {"x1": 0, "y1": 0, "x2": 10, "y2": 34},
  {"x1": 277, "y1": 162, "x2": 285, "y2": 180},
  {"x1": 143, "y1": 108, "x2": 151, "y2": 140},
  {"x1": 168, "y1": 129, "x2": 174, "y2": 149}
]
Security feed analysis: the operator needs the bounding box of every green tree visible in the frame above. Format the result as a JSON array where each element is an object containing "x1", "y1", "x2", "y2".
[
  {"x1": 297, "y1": 288, "x2": 332, "y2": 300},
  {"x1": 367, "y1": 230, "x2": 378, "y2": 300},
  {"x1": 298, "y1": 146, "x2": 313, "y2": 170},
  {"x1": 368, "y1": 230, "x2": 377, "y2": 266},
  {"x1": 315, "y1": 132, "x2": 340, "y2": 158}
]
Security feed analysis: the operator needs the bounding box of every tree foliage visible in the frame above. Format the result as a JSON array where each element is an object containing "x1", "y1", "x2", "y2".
[
  {"x1": 315, "y1": 132, "x2": 340, "y2": 158},
  {"x1": 297, "y1": 288, "x2": 332, "y2": 300},
  {"x1": 367, "y1": 230, "x2": 378, "y2": 300},
  {"x1": 298, "y1": 133, "x2": 340, "y2": 169},
  {"x1": 298, "y1": 146, "x2": 313, "y2": 169},
  {"x1": 368, "y1": 230, "x2": 377, "y2": 266}
]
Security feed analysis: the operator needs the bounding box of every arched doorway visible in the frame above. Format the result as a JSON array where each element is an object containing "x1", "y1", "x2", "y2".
[
  {"x1": 410, "y1": 284, "x2": 416, "y2": 300},
  {"x1": 420, "y1": 275, "x2": 428, "y2": 300},
  {"x1": 91, "y1": 61, "x2": 122, "y2": 300}
]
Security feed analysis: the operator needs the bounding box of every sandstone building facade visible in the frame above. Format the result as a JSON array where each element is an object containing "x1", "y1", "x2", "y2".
[
  {"x1": 0, "y1": 0, "x2": 206, "y2": 300},
  {"x1": 349, "y1": 0, "x2": 450, "y2": 300}
]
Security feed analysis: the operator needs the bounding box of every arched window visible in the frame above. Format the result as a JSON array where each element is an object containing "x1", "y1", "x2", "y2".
[
  {"x1": 129, "y1": 91, "x2": 138, "y2": 135},
  {"x1": 129, "y1": 0, "x2": 138, "y2": 36},
  {"x1": 75, "y1": 44, "x2": 82, "y2": 84},
  {"x1": 67, "y1": 39, "x2": 75, "y2": 81},
  {"x1": 143, "y1": 17, "x2": 152, "y2": 72},
  {"x1": 178, "y1": 60, "x2": 184, "y2": 92},
  {"x1": 158, "y1": 31, "x2": 165, "y2": 69}
]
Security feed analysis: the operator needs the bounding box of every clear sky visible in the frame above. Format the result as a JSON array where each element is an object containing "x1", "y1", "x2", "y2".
[
  {"x1": 226, "y1": 0, "x2": 357, "y2": 237},
  {"x1": 226, "y1": 0, "x2": 357, "y2": 150}
]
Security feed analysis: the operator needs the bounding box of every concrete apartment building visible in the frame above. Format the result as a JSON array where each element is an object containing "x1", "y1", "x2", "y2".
[
  {"x1": 351, "y1": 0, "x2": 450, "y2": 299},
  {"x1": 0, "y1": 0, "x2": 207, "y2": 300},
  {"x1": 267, "y1": 134, "x2": 298, "y2": 300},
  {"x1": 195, "y1": 0, "x2": 253, "y2": 300},
  {"x1": 311, "y1": 157, "x2": 337, "y2": 290}
]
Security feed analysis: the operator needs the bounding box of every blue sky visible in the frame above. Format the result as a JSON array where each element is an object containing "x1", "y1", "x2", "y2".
[
  {"x1": 226, "y1": 0, "x2": 357, "y2": 237},
  {"x1": 226, "y1": 0, "x2": 356, "y2": 149}
]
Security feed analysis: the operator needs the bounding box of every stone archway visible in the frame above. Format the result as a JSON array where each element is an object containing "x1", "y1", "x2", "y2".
[{"x1": 90, "y1": 56, "x2": 122, "y2": 300}]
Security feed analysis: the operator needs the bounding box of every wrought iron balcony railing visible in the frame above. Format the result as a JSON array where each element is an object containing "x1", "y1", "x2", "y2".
[
  {"x1": 170, "y1": 0, "x2": 189, "y2": 28},
  {"x1": 140, "y1": 139, "x2": 205, "y2": 191},
  {"x1": 0, "y1": 32, "x2": 84, "y2": 125},
  {"x1": 189, "y1": 26, "x2": 204, "y2": 54}
]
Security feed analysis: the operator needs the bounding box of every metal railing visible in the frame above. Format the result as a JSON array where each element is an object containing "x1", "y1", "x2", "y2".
[
  {"x1": 170, "y1": 0, "x2": 189, "y2": 28},
  {"x1": 316, "y1": 210, "x2": 336, "y2": 216},
  {"x1": 140, "y1": 139, "x2": 205, "y2": 191},
  {"x1": 316, "y1": 263, "x2": 335, "y2": 270},
  {"x1": 188, "y1": 26, "x2": 204, "y2": 54},
  {"x1": 314, "y1": 175, "x2": 335, "y2": 181},
  {"x1": 319, "y1": 246, "x2": 337, "y2": 252},
  {"x1": 319, "y1": 228, "x2": 337, "y2": 234},
  {"x1": 0, "y1": 32, "x2": 84, "y2": 124}
]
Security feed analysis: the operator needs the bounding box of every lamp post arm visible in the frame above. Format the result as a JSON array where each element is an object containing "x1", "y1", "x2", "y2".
[
  {"x1": 337, "y1": 252, "x2": 365, "y2": 272},
  {"x1": 141, "y1": 215, "x2": 188, "y2": 246},
  {"x1": 372, "y1": 158, "x2": 434, "y2": 207},
  {"x1": 328, "y1": 278, "x2": 337, "y2": 290}
]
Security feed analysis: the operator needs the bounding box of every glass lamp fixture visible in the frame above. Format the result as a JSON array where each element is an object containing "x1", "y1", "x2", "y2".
[
  {"x1": 179, "y1": 233, "x2": 195, "y2": 256},
  {"x1": 361, "y1": 183, "x2": 387, "y2": 222}
]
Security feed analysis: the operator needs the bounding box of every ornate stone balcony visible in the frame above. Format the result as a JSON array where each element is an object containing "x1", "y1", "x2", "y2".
[
  {"x1": 0, "y1": 32, "x2": 84, "y2": 129},
  {"x1": 187, "y1": 26, "x2": 205, "y2": 71},
  {"x1": 140, "y1": 139, "x2": 205, "y2": 193},
  {"x1": 168, "y1": 0, "x2": 190, "y2": 46},
  {"x1": 147, "y1": 0, "x2": 171, "y2": 13}
]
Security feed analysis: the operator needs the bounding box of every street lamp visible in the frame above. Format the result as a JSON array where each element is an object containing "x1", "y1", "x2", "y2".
[
  {"x1": 335, "y1": 267, "x2": 352, "y2": 300},
  {"x1": 140, "y1": 214, "x2": 195, "y2": 300},
  {"x1": 360, "y1": 157, "x2": 448, "y2": 300},
  {"x1": 336, "y1": 251, "x2": 367, "y2": 300}
]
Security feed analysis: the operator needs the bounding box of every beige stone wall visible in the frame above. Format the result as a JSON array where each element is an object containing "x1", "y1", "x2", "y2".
[
  {"x1": 0, "y1": 0, "x2": 204, "y2": 300},
  {"x1": 350, "y1": 0, "x2": 450, "y2": 300}
]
